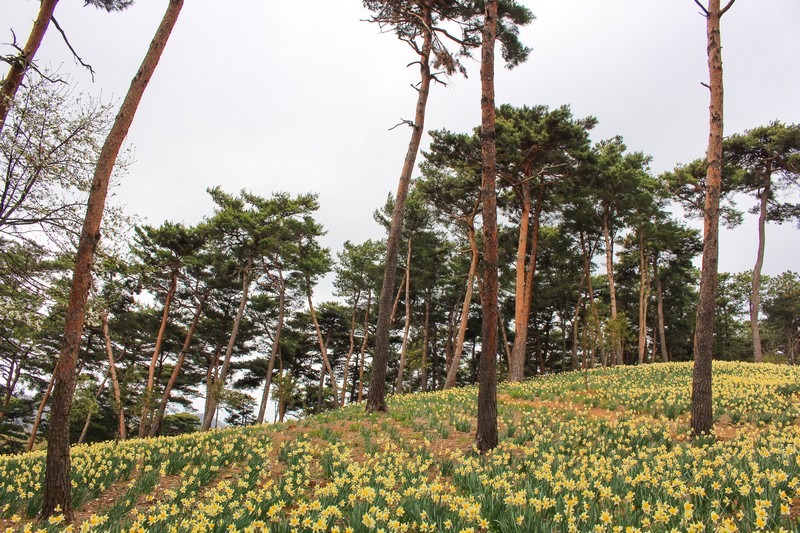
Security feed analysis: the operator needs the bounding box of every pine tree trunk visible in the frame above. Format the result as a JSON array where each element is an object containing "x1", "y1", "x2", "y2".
[
  {"x1": 510, "y1": 186, "x2": 542, "y2": 381},
  {"x1": 445, "y1": 227, "x2": 479, "y2": 388},
  {"x1": 571, "y1": 275, "x2": 586, "y2": 371},
  {"x1": 308, "y1": 285, "x2": 340, "y2": 408},
  {"x1": 637, "y1": 230, "x2": 650, "y2": 364},
  {"x1": 580, "y1": 233, "x2": 603, "y2": 368},
  {"x1": 357, "y1": 289, "x2": 372, "y2": 402},
  {"x1": 751, "y1": 180, "x2": 769, "y2": 363},
  {"x1": 509, "y1": 186, "x2": 531, "y2": 381},
  {"x1": 476, "y1": 0, "x2": 499, "y2": 454},
  {"x1": 77, "y1": 371, "x2": 109, "y2": 445},
  {"x1": 692, "y1": 0, "x2": 729, "y2": 438},
  {"x1": 0, "y1": 0, "x2": 59, "y2": 135},
  {"x1": 1, "y1": 355, "x2": 22, "y2": 417},
  {"x1": 203, "y1": 260, "x2": 252, "y2": 430},
  {"x1": 150, "y1": 297, "x2": 203, "y2": 436},
  {"x1": 204, "y1": 344, "x2": 222, "y2": 418},
  {"x1": 258, "y1": 272, "x2": 286, "y2": 423},
  {"x1": 603, "y1": 210, "x2": 622, "y2": 366},
  {"x1": 366, "y1": 5, "x2": 433, "y2": 413},
  {"x1": 140, "y1": 268, "x2": 178, "y2": 437},
  {"x1": 27, "y1": 371, "x2": 56, "y2": 452},
  {"x1": 395, "y1": 238, "x2": 413, "y2": 394},
  {"x1": 420, "y1": 295, "x2": 431, "y2": 392},
  {"x1": 340, "y1": 288, "x2": 361, "y2": 406},
  {"x1": 40, "y1": 1, "x2": 184, "y2": 520},
  {"x1": 654, "y1": 261, "x2": 669, "y2": 363},
  {"x1": 102, "y1": 310, "x2": 126, "y2": 441}
]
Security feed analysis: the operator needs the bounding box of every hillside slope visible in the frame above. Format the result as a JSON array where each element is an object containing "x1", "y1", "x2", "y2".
[{"x1": 1, "y1": 361, "x2": 799, "y2": 532}]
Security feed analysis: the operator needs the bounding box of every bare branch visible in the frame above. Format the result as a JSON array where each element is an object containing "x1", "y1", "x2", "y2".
[
  {"x1": 720, "y1": 0, "x2": 737, "y2": 16},
  {"x1": 432, "y1": 26, "x2": 469, "y2": 47},
  {"x1": 693, "y1": 0, "x2": 709, "y2": 16},
  {"x1": 50, "y1": 16, "x2": 96, "y2": 81},
  {"x1": 389, "y1": 119, "x2": 416, "y2": 131},
  {"x1": 700, "y1": 81, "x2": 711, "y2": 90}
]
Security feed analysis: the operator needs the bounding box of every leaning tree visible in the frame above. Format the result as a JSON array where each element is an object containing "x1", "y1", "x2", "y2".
[
  {"x1": 364, "y1": 0, "x2": 532, "y2": 413},
  {"x1": 40, "y1": 0, "x2": 184, "y2": 522},
  {"x1": 0, "y1": 0, "x2": 133, "y2": 135}
]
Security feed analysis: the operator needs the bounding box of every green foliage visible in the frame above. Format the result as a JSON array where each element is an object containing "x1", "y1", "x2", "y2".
[{"x1": 159, "y1": 412, "x2": 200, "y2": 436}]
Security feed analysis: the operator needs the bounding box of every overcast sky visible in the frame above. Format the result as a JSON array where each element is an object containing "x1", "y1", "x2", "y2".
[{"x1": 4, "y1": 1, "x2": 799, "y2": 297}]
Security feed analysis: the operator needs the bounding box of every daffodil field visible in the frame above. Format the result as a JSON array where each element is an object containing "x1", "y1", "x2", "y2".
[{"x1": 1, "y1": 362, "x2": 799, "y2": 532}]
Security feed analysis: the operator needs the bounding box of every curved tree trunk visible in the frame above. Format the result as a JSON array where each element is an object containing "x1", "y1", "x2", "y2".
[
  {"x1": 366, "y1": 5, "x2": 433, "y2": 413},
  {"x1": 140, "y1": 268, "x2": 178, "y2": 437},
  {"x1": 0, "y1": 0, "x2": 59, "y2": 135},
  {"x1": 258, "y1": 270, "x2": 286, "y2": 423},
  {"x1": 77, "y1": 371, "x2": 109, "y2": 445},
  {"x1": 102, "y1": 310, "x2": 126, "y2": 441},
  {"x1": 149, "y1": 297, "x2": 204, "y2": 436},
  {"x1": 691, "y1": 0, "x2": 730, "y2": 438},
  {"x1": 445, "y1": 227, "x2": 479, "y2": 388},
  {"x1": 40, "y1": 1, "x2": 184, "y2": 520},
  {"x1": 476, "y1": 0, "x2": 499, "y2": 454},
  {"x1": 1, "y1": 354, "x2": 23, "y2": 419},
  {"x1": 340, "y1": 289, "x2": 361, "y2": 405},
  {"x1": 26, "y1": 370, "x2": 56, "y2": 452},
  {"x1": 203, "y1": 261, "x2": 252, "y2": 430},
  {"x1": 307, "y1": 283, "x2": 340, "y2": 408},
  {"x1": 395, "y1": 238, "x2": 413, "y2": 394},
  {"x1": 751, "y1": 181, "x2": 769, "y2": 363}
]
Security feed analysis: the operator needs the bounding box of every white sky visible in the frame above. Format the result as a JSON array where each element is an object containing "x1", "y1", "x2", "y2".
[{"x1": 3, "y1": 0, "x2": 800, "y2": 295}]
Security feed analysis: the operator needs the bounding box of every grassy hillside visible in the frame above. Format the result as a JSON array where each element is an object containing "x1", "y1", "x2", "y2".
[{"x1": 1, "y1": 361, "x2": 799, "y2": 532}]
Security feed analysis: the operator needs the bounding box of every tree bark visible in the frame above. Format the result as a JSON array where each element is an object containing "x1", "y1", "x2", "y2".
[
  {"x1": 654, "y1": 260, "x2": 669, "y2": 363},
  {"x1": 395, "y1": 238, "x2": 413, "y2": 394},
  {"x1": 366, "y1": 4, "x2": 433, "y2": 413},
  {"x1": 149, "y1": 297, "x2": 203, "y2": 436},
  {"x1": 357, "y1": 289, "x2": 372, "y2": 402},
  {"x1": 602, "y1": 210, "x2": 623, "y2": 366},
  {"x1": 571, "y1": 274, "x2": 586, "y2": 371},
  {"x1": 307, "y1": 284, "x2": 340, "y2": 408},
  {"x1": 0, "y1": 0, "x2": 59, "y2": 135},
  {"x1": 476, "y1": 0, "x2": 499, "y2": 454},
  {"x1": 420, "y1": 294, "x2": 431, "y2": 392},
  {"x1": 637, "y1": 230, "x2": 650, "y2": 364},
  {"x1": 203, "y1": 260, "x2": 252, "y2": 430},
  {"x1": 77, "y1": 371, "x2": 109, "y2": 445},
  {"x1": 445, "y1": 227, "x2": 479, "y2": 388},
  {"x1": 27, "y1": 370, "x2": 56, "y2": 452},
  {"x1": 750, "y1": 180, "x2": 769, "y2": 363},
  {"x1": 692, "y1": 0, "x2": 731, "y2": 438},
  {"x1": 102, "y1": 310, "x2": 126, "y2": 441},
  {"x1": 509, "y1": 186, "x2": 542, "y2": 380},
  {"x1": 140, "y1": 268, "x2": 178, "y2": 437},
  {"x1": 258, "y1": 271, "x2": 286, "y2": 423},
  {"x1": 509, "y1": 186, "x2": 531, "y2": 381},
  {"x1": 1, "y1": 354, "x2": 23, "y2": 417},
  {"x1": 40, "y1": 3, "x2": 184, "y2": 520},
  {"x1": 340, "y1": 287, "x2": 361, "y2": 406},
  {"x1": 580, "y1": 233, "x2": 604, "y2": 368}
]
